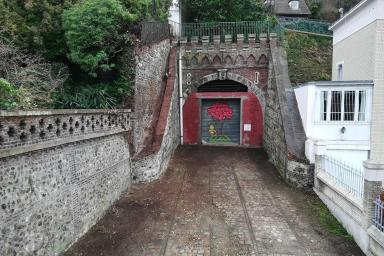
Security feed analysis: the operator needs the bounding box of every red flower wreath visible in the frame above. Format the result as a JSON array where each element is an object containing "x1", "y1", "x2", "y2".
[{"x1": 207, "y1": 102, "x2": 233, "y2": 121}]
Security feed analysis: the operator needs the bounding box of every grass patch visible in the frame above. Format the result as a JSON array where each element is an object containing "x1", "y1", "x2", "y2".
[
  {"x1": 284, "y1": 31, "x2": 333, "y2": 86},
  {"x1": 309, "y1": 197, "x2": 353, "y2": 240}
]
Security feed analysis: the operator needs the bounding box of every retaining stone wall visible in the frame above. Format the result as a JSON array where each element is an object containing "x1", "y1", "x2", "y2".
[
  {"x1": 134, "y1": 39, "x2": 171, "y2": 153},
  {"x1": 264, "y1": 41, "x2": 313, "y2": 189},
  {"x1": 0, "y1": 110, "x2": 133, "y2": 256},
  {"x1": 132, "y1": 49, "x2": 180, "y2": 183}
]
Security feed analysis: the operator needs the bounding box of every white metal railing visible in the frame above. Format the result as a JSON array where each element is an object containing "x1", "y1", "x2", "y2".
[
  {"x1": 374, "y1": 197, "x2": 384, "y2": 232},
  {"x1": 320, "y1": 155, "x2": 364, "y2": 198}
]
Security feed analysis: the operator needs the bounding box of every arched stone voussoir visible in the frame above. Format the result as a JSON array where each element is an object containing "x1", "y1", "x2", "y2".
[{"x1": 188, "y1": 72, "x2": 266, "y2": 113}]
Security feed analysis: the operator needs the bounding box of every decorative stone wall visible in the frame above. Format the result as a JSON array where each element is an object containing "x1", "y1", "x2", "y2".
[
  {"x1": 134, "y1": 39, "x2": 171, "y2": 153},
  {"x1": 180, "y1": 34, "x2": 270, "y2": 101},
  {"x1": 0, "y1": 110, "x2": 133, "y2": 256}
]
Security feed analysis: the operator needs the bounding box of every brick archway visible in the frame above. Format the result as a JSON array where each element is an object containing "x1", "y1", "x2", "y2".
[
  {"x1": 183, "y1": 76, "x2": 264, "y2": 147},
  {"x1": 186, "y1": 72, "x2": 266, "y2": 113}
]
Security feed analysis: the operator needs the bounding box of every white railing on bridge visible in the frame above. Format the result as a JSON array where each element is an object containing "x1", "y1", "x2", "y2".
[{"x1": 320, "y1": 155, "x2": 364, "y2": 199}]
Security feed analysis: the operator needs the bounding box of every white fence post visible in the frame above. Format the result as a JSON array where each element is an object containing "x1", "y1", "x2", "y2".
[{"x1": 313, "y1": 140, "x2": 327, "y2": 189}]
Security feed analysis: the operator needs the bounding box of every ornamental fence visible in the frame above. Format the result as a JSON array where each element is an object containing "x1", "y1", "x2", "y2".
[
  {"x1": 320, "y1": 155, "x2": 364, "y2": 199},
  {"x1": 374, "y1": 197, "x2": 384, "y2": 232},
  {"x1": 181, "y1": 19, "x2": 332, "y2": 43},
  {"x1": 181, "y1": 21, "x2": 284, "y2": 43},
  {"x1": 141, "y1": 21, "x2": 171, "y2": 45},
  {"x1": 278, "y1": 17, "x2": 332, "y2": 37}
]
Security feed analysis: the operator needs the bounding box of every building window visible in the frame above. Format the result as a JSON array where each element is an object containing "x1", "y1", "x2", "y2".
[
  {"x1": 289, "y1": 0, "x2": 299, "y2": 10},
  {"x1": 320, "y1": 91, "x2": 328, "y2": 121},
  {"x1": 319, "y1": 89, "x2": 368, "y2": 122},
  {"x1": 344, "y1": 91, "x2": 355, "y2": 121},
  {"x1": 330, "y1": 91, "x2": 342, "y2": 121},
  {"x1": 337, "y1": 63, "x2": 343, "y2": 80},
  {"x1": 358, "y1": 90, "x2": 367, "y2": 121}
]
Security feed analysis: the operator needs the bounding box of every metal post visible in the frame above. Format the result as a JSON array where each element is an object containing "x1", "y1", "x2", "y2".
[{"x1": 178, "y1": 51, "x2": 184, "y2": 145}]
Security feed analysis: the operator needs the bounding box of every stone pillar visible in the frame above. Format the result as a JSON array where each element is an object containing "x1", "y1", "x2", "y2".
[
  {"x1": 269, "y1": 33, "x2": 278, "y2": 48},
  {"x1": 202, "y1": 36, "x2": 209, "y2": 52},
  {"x1": 179, "y1": 37, "x2": 189, "y2": 52},
  {"x1": 363, "y1": 161, "x2": 384, "y2": 228},
  {"x1": 313, "y1": 140, "x2": 327, "y2": 189},
  {"x1": 237, "y1": 34, "x2": 244, "y2": 49},
  {"x1": 260, "y1": 33, "x2": 268, "y2": 49},
  {"x1": 225, "y1": 34, "x2": 232, "y2": 50},
  {"x1": 248, "y1": 34, "x2": 256, "y2": 49},
  {"x1": 213, "y1": 35, "x2": 220, "y2": 49},
  {"x1": 191, "y1": 36, "x2": 199, "y2": 47}
]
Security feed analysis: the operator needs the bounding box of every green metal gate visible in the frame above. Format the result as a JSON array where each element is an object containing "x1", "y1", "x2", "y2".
[{"x1": 201, "y1": 99, "x2": 241, "y2": 145}]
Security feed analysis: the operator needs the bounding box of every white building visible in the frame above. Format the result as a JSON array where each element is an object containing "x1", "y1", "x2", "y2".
[
  {"x1": 295, "y1": 80, "x2": 373, "y2": 168},
  {"x1": 295, "y1": 1, "x2": 384, "y2": 254},
  {"x1": 296, "y1": 0, "x2": 384, "y2": 169},
  {"x1": 168, "y1": 0, "x2": 181, "y2": 37}
]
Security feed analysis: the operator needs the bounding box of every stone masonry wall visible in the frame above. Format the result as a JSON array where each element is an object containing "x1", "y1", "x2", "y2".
[
  {"x1": 134, "y1": 39, "x2": 171, "y2": 153},
  {"x1": 264, "y1": 38, "x2": 313, "y2": 189},
  {"x1": 132, "y1": 48, "x2": 180, "y2": 183},
  {"x1": 0, "y1": 110, "x2": 133, "y2": 256}
]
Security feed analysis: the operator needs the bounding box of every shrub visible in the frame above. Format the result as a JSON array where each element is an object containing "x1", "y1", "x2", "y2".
[
  {"x1": 55, "y1": 80, "x2": 132, "y2": 109},
  {"x1": 63, "y1": 0, "x2": 137, "y2": 77},
  {"x1": 0, "y1": 0, "x2": 81, "y2": 59},
  {"x1": 0, "y1": 79, "x2": 18, "y2": 110},
  {"x1": 181, "y1": 0, "x2": 267, "y2": 22}
]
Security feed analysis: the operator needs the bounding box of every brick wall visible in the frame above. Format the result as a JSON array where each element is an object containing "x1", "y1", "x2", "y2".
[{"x1": 0, "y1": 110, "x2": 133, "y2": 255}]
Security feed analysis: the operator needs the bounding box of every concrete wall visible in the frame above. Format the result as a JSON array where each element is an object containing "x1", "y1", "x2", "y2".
[
  {"x1": 370, "y1": 19, "x2": 384, "y2": 162},
  {"x1": 332, "y1": 21, "x2": 376, "y2": 80},
  {"x1": 331, "y1": 0, "x2": 384, "y2": 46},
  {"x1": 0, "y1": 110, "x2": 133, "y2": 256},
  {"x1": 330, "y1": 0, "x2": 384, "y2": 164},
  {"x1": 314, "y1": 173, "x2": 369, "y2": 252},
  {"x1": 134, "y1": 39, "x2": 171, "y2": 153}
]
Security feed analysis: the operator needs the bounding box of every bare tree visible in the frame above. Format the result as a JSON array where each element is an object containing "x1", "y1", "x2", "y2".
[{"x1": 0, "y1": 39, "x2": 69, "y2": 109}]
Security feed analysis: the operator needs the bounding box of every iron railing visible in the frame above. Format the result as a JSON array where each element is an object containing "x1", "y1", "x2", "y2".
[
  {"x1": 374, "y1": 197, "x2": 384, "y2": 232},
  {"x1": 320, "y1": 155, "x2": 364, "y2": 198},
  {"x1": 141, "y1": 21, "x2": 170, "y2": 45},
  {"x1": 181, "y1": 21, "x2": 284, "y2": 43},
  {"x1": 278, "y1": 18, "x2": 332, "y2": 36}
]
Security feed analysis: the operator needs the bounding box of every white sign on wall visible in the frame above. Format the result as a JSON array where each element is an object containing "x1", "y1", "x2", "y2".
[{"x1": 244, "y1": 124, "x2": 252, "y2": 132}]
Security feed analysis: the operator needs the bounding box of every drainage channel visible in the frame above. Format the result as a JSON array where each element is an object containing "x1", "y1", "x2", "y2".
[{"x1": 231, "y1": 167, "x2": 259, "y2": 255}]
